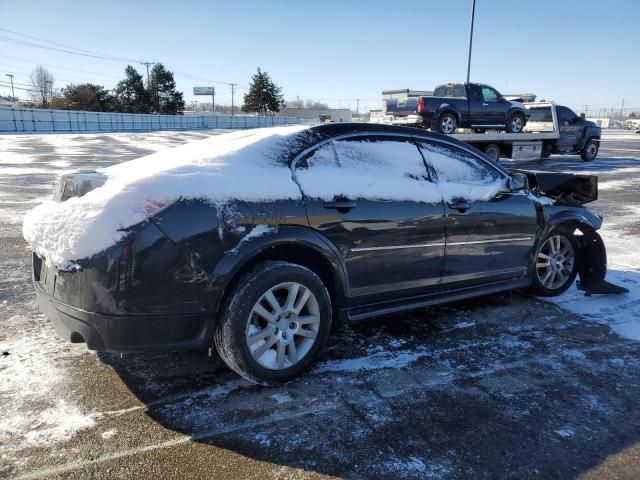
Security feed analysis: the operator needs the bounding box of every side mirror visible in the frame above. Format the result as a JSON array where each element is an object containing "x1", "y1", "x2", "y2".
[
  {"x1": 580, "y1": 113, "x2": 586, "y2": 120},
  {"x1": 509, "y1": 172, "x2": 529, "y2": 191}
]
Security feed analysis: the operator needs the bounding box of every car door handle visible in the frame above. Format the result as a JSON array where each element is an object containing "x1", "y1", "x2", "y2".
[
  {"x1": 482, "y1": 102, "x2": 489, "y2": 106},
  {"x1": 323, "y1": 200, "x2": 357, "y2": 212},
  {"x1": 447, "y1": 200, "x2": 470, "y2": 211}
]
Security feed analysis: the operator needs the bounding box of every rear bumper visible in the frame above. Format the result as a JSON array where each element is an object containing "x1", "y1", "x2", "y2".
[{"x1": 35, "y1": 281, "x2": 212, "y2": 352}]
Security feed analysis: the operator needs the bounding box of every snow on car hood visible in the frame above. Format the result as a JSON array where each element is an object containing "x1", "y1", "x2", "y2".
[{"x1": 23, "y1": 126, "x2": 309, "y2": 269}]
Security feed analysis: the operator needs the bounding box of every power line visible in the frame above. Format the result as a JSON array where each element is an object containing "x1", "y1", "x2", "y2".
[
  {"x1": 0, "y1": 54, "x2": 122, "y2": 78},
  {"x1": 0, "y1": 35, "x2": 146, "y2": 63}
]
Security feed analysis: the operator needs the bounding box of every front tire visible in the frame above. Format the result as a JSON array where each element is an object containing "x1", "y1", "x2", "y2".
[
  {"x1": 580, "y1": 138, "x2": 599, "y2": 161},
  {"x1": 530, "y1": 231, "x2": 578, "y2": 296},
  {"x1": 214, "y1": 261, "x2": 332, "y2": 385},
  {"x1": 506, "y1": 112, "x2": 525, "y2": 133}
]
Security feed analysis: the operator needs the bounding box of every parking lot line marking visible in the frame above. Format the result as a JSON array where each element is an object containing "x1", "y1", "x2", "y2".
[{"x1": 14, "y1": 404, "x2": 337, "y2": 480}]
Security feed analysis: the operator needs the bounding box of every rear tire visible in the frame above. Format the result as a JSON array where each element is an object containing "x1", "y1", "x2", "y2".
[
  {"x1": 580, "y1": 138, "x2": 598, "y2": 161},
  {"x1": 214, "y1": 261, "x2": 332, "y2": 385},
  {"x1": 437, "y1": 112, "x2": 458, "y2": 134},
  {"x1": 530, "y1": 230, "x2": 579, "y2": 297},
  {"x1": 484, "y1": 143, "x2": 501, "y2": 160},
  {"x1": 506, "y1": 112, "x2": 525, "y2": 133}
]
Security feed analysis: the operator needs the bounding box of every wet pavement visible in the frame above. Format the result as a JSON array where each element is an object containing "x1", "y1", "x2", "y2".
[{"x1": 1, "y1": 129, "x2": 640, "y2": 479}]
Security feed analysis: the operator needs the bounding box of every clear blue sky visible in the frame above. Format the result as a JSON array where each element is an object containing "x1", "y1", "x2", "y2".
[{"x1": 0, "y1": 0, "x2": 638, "y2": 114}]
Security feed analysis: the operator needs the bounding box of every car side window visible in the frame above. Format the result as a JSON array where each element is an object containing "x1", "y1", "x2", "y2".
[
  {"x1": 481, "y1": 86, "x2": 500, "y2": 102},
  {"x1": 294, "y1": 136, "x2": 440, "y2": 203},
  {"x1": 417, "y1": 141, "x2": 504, "y2": 185}
]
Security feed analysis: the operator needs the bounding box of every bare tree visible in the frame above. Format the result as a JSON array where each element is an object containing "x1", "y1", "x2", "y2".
[{"x1": 30, "y1": 65, "x2": 55, "y2": 108}]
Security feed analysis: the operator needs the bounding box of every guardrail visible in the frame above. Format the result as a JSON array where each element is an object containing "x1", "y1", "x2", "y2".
[{"x1": 0, "y1": 107, "x2": 309, "y2": 133}]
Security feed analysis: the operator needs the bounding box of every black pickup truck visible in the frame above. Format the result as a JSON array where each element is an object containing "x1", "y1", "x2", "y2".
[{"x1": 384, "y1": 82, "x2": 530, "y2": 134}]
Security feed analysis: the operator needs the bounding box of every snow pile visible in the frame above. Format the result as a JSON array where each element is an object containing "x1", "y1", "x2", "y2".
[{"x1": 23, "y1": 126, "x2": 308, "y2": 269}]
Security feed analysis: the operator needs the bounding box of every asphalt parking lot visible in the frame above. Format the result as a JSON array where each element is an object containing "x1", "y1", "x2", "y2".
[{"x1": 1, "y1": 129, "x2": 640, "y2": 479}]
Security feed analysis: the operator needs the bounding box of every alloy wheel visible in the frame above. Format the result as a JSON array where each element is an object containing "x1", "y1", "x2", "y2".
[
  {"x1": 245, "y1": 282, "x2": 320, "y2": 370},
  {"x1": 441, "y1": 116, "x2": 455, "y2": 134},
  {"x1": 536, "y1": 235, "x2": 575, "y2": 290},
  {"x1": 585, "y1": 142, "x2": 598, "y2": 159},
  {"x1": 511, "y1": 116, "x2": 523, "y2": 133}
]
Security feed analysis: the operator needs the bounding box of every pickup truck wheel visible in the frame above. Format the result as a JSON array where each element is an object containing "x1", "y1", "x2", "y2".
[
  {"x1": 507, "y1": 113, "x2": 525, "y2": 133},
  {"x1": 530, "y1": 230, "x2": 578, "y2": 297},
  {"x1": 214, "y1": 261, "x2": 332, "y2": 385},
  {"x1": 580, "y1": 139, "x2": 599, "y2": 161},
  {"x1": 437, "y1": 113, "x2": 457, "y2": 134},
  {"x1": 484, "y1": 143, "x2": 501, "y2": 160}
]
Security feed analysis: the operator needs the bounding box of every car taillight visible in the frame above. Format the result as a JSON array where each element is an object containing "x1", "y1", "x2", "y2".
[
  {"x1": 143, "y1": 199, "x2": 169, "y2": 216},
  {"x1": 417, "y1": 98, "x2": 424, "y2": 113}
]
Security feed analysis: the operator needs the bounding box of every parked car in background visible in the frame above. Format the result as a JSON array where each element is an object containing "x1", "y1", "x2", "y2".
[
  {"x1": 28, "y1": 124, "x2": 620, "y2": 385},
  {"x1": 384, "y1": 82, "x2": 530, "y2": 134}
]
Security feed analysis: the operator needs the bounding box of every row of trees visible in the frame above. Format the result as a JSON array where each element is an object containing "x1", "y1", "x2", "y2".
[
  {"x1": 29, "y1": 64, "x2": 185, "y2": 114},
  {"x1": 27, "y1": 64, "x2": 298, "y2": 116}
]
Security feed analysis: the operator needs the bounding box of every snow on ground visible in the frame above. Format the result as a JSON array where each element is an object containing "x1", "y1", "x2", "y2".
[{"x1": 0, "y1": 315, "x2": 96, "y2": 458}]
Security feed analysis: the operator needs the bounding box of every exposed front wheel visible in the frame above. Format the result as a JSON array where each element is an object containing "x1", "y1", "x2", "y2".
[
  {"x1": 530, "y1": 232, "x2": 578, "y2": 296},
  {"x1": 580, "y1": 139, "x2": 599, "y2": 161},
  {"x1": 506, "y1": 112, "x2": 525, "y2": 133},
  {"x1": 214, "y1": 261, "x2": 332, "y2": 385},
  {"x1": 437, "y1": 112, "x2": 458, "y2": 134}
]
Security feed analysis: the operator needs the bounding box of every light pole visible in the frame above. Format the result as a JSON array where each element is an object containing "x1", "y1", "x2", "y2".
[
  {"x1": 5, "y1": 73, "x2": 15, "y2": 102},
  {"x1": 466, "y1": 0, "x2": 476, "y2": 84}
]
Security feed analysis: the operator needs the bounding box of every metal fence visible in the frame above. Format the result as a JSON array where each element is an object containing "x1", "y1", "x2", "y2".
[{"x1": 0, "y1": 107, "x2": 309, "y2": 133}]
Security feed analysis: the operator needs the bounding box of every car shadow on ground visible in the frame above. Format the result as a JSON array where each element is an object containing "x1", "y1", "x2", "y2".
[{"x1": 98, "y1": 283, "x2": 640, "y2": 479}]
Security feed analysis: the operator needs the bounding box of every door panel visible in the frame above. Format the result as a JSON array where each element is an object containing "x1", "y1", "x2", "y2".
[
  {"x1": 479, "y1": 86, "x2": 507, "y2": 126},
  {"x1": 417, "y1": 140, "x2": 538, "y2": 287},
  {"x1": 443, "y1": 193, "x2": 538, "y2": 285},
  {"x1": 295, "y1": 135, "x2": 446, "y2": 299},
  {"x1": 306, "y1": 200, "x2": 445, "y2": 296}
]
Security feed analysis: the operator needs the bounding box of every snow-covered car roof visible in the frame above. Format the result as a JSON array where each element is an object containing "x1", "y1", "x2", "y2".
[{"x1": 23, "y1": 124, "x2": 509, "y2": 270}]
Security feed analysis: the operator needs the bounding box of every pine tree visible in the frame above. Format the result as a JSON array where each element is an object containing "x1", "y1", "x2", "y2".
[
  {"x1": 148, "y1": 63, "x2": 185, "y2": 114},
  {"x1": 60, "y1": 83, "x2": 114, "y2": 112},
  {"x1": 242, "y1": 68, "x2": 285, "y2": 115},
  {"x1": 112, "y1": 66, "x2": 150, "y2": 113}
]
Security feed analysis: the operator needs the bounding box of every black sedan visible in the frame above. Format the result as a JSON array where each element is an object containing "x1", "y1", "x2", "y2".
[{"x1": 31, "y1": 123, "x2": 618, "y2": 385}]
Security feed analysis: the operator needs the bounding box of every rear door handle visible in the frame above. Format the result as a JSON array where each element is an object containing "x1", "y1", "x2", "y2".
[
  {"x1": 447, "y1": 200, "x2": 470, "y2": 211},
  {"x1": 323, "y1": 200, "x2": 357, "y2": 212}
]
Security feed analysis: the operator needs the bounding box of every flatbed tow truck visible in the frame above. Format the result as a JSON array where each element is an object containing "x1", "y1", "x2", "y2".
[{"x1": 383, "y1": 103, "x2": 601, "y2": 162}]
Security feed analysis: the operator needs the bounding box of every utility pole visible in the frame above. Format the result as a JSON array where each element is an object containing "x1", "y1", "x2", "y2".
[
  {"x1": 211, "y1": 87, "x2": 215, "y2": 115},
  {"x1": 140, "y1": 62, "x2": 155, "y2": 86},
  {"x1": 620, "y1": 99, "x2": 625, "y2": 121},
  {"x1": 4, "y1": 73, "x2": 14, "y2": 102},
  {"x1": 466, "y1": 0, "x2": 476, "y2": 84},
  {"x1": 230, "y1": 83, "x2": 237, "y2": 117},
  {"x1": 356, "y1": 98, "x2": 360, "y2": 115}
]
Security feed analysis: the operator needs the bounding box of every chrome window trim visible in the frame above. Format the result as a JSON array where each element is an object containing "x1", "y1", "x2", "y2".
[{"x1": 351, "y1": 236, "x2": 534, "y2": 252}]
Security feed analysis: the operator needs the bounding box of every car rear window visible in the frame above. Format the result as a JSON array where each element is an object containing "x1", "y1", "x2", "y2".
[
  {"x1": 434, "y1": 84, "x2": 466, "y2": 97},
  {"x1": 527, "y1": 108, "x2": 553, "y2": 123},
  {"x1": 294, "y1": 136, "x2": 441, "y2": 203}
]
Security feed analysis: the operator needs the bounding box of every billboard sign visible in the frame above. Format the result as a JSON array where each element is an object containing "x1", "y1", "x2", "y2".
[{"x1": 193, "y1": 87, "x2": 215, "y2": 95}]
